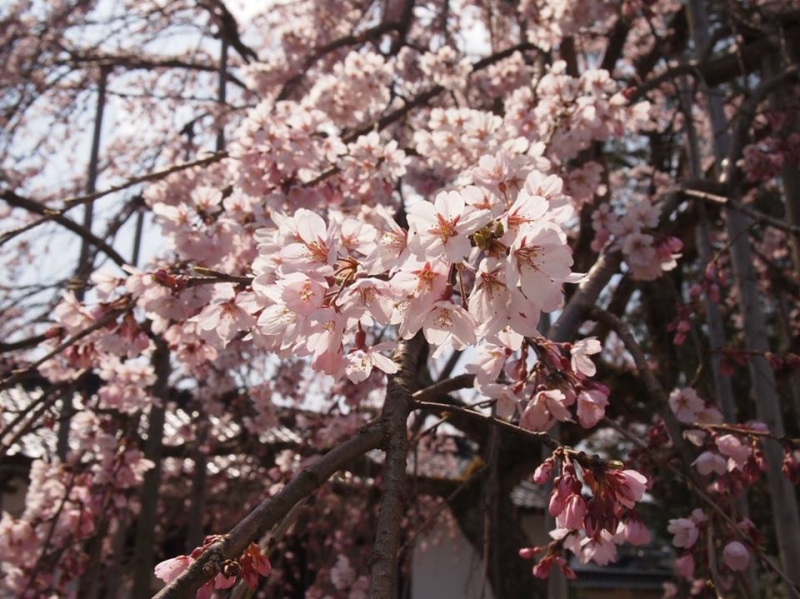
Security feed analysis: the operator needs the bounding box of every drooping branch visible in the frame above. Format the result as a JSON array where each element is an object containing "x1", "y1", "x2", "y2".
[
  {"x1": 0, "y1": 302, "x2": 132, "y2": 394},
  {"x1": 1, "y1": 190, "x2": 128, "y2": 268},
  {"x1": 413, "y1": 400, "x2": 561, "y2": 451},
  {"x1": 587, "y1": 306, "x2": 695, "y2": 466},
  {"x1": 685, "y1": 0, "x2": 800, "y2": 585}
]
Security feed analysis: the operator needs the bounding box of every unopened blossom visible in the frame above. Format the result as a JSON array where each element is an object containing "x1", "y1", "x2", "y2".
[
  {"x1": 722, "y1": 541, "x2": 750, "y2": 571},
  {"x1": 558, "y1": 493, "x2": 587, "y2": 530},
  {"x1": 674, "y1": 554, "x2": 695, "y2": 579},
  {"x1": 407, "y1": 190, "x2": 492, "y2": 263},
  {"x1": 532, "y1": 553, "x2": 576, "y2": 580},
  {"x1": 533, "y1": 458, "x2": 554, "y2": 484}
]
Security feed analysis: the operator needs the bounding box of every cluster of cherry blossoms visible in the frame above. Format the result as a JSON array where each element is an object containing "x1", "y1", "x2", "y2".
[
  {"x1": 154, "y1": 537, "x2": 272, "y2": 599},
  {"x1": 220, "y1": 163, "x2": 583, "y2": 385},
  {"x1": 591, "y1": 195, "x2": 683, "y2": 281},
  {"x1": 0, "y1": 411, "x2": 154, "y2": 595},
  {"x1": 668, "y1": 508, "x2": 757, "y2": 587},
  {"x1": 667, "y1": 386, "x2": 800, "y2": 489},
  {"x1": 738, "y1": 110, "x2": 800, "y2": 183},
  {"x1": 657, "y1": 385, "x2": 800, "y2": 587},
  {"x1": 520, "y1": 451, "x2": 650, "y2": 576}
]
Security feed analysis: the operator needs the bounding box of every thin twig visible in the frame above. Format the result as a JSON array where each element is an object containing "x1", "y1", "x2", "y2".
[{"x1": 0, "y1": 304, "x2": 131, "y2": 393}]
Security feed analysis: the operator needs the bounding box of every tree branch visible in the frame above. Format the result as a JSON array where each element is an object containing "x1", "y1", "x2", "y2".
[
  {"x1": 1, "y1": 190, "x2": 128, "y2": 267},
  {"x1": 368, "y1": 334, "x2": 425, "y2": 599},
  {"x1": 547, "y1": 250, "x2": 622, "y2": 342},
  {"x1": 0, "y1": 152, "x2": 227, "y2": 247},
  {"x1": 586, "y1": 306, "x2": 695, "y2": 465},
  {"x1": 152, "y1": 420, "x2": 388, "y2": 599}
]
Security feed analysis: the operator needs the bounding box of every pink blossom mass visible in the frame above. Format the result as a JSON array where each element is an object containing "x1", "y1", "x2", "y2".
[{"x1": 1, "y1": 0, "x2": 799, "y2": 597}]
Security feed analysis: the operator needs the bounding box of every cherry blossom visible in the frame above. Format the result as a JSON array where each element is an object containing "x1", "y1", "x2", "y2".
[
  {"x1": 407, "y1": 190, "x2": 492, "y2": 264},
  {"x1": 667, "y1": 518, "x2": 699, "y2": 549}
]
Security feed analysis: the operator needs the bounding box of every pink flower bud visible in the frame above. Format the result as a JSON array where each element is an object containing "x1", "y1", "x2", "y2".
[
  {"x1": 533, "y1": 458, "x2": 553, "y2": 484},
  {"x1": 722, "y1": 541, "x2": 750, "y2": 571},
  {"x1": 518, "y1": 547, "x2": 538, "y2": 559},
  {"x1": 675, "y1": 554, "x2": 695, "y2": 578}
]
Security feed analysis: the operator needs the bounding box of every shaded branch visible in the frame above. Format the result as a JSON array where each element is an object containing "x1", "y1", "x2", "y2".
[
  {"x1": 152, "y1": 420, "x2": 388, "y2": 599},
  {"x1": 1, "y1": 190, "x2": 128, "y2": 267},
  {"x1": 0, "y1": 152, "x2": 227, "y2": 247},
  {"x1": 682, "y1": 185, "x2": 800, "y2": 235},
  {"x1": 631, "y1": 26, "x2": 800, "y2": 101},
  {"x1": 586, "y1": 306, "x2": 694, "y2": 465},
  {"x1": 413, "y1": 400, "x2": 561, "y2": 450}
]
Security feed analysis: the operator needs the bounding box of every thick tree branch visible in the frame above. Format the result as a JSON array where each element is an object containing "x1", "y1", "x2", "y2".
[
  {"x1": 152, "y1": 420, "x2": 388, "y2": 599},
  {"x1": 631, "y1": 26, "x2": 800, "y2": 101},
  {"x1": 681, "y1": 185, "x2": 800, "y2": 234},
  {"x1": 547, "y1": 250, "x2": 622, "y2": 342},
  {"x1": 369, "y1": 334, "x2": 425, "y2": 599}
]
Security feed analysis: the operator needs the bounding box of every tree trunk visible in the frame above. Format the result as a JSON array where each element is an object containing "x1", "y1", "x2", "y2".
[
  {"x1": 130, "y1": 343, "x2": 170, "y2": 599},
  {"x1": 687, "y1": 1, "x2": 800, "y2": 593}
]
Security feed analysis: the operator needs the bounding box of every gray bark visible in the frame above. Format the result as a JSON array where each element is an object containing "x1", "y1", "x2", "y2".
[{"x1": 687, "y1": 1, "x2": 800, "y2": 593}]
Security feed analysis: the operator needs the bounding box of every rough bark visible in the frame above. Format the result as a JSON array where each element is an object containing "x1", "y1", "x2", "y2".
[{"x1": 369, "y1": 334, "x2": 424, "y2": 599}]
